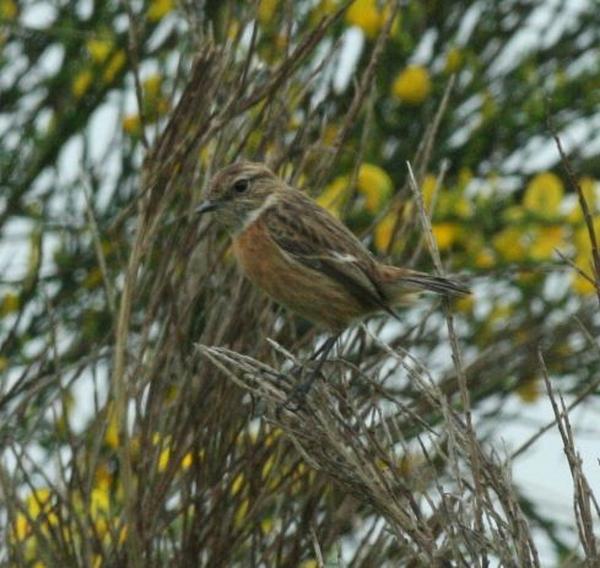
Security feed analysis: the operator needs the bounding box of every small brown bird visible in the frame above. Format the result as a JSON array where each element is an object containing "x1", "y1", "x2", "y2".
[{"x1": 197, "y1": 161, "x2": 468, "y2": 333}]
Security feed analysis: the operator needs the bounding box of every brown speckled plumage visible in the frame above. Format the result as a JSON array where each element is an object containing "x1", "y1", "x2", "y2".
[{"x1": 200, "y1": 161, "x2": 469, "y2": 331}]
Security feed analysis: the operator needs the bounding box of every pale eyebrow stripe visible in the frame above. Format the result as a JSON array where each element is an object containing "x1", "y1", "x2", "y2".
[{"x1": 241, "y1": 193, "x2": 279, "y2": 230}]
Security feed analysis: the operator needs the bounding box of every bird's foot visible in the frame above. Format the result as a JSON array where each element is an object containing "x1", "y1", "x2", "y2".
[{"x1": 278, "y1": 365, "x2": 322, "y2": 413}]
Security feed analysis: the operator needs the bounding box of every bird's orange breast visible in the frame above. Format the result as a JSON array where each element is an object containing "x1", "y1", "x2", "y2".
[{"x1": 231, "y1": 218, "x2": 367, "y2": 331}]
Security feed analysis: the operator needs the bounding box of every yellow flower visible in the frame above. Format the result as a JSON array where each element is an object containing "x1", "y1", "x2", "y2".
[
  {"x1": 230, "y1": 473, "x2": 245, "y2": 496},
  {"x1": 72, "y1": 69, "x2": 93, "y2": 98},
  {"x1": 181, "y1": 452, "x2": 193, "y2": 469},
  {"x1": 90, "y1": 487, "x2": 110, "y2": 517},
  {"x1": 489, "y1": 303, "x2": 514, "y2": 326},
  {"x1": 227, "y1": 21, "x2": 240, "y2": 40},
  {"x1": 0, "y1": 357, "x2": 7, "y2": 372},
  {"x1": 455, "y1": 295, "x2": 474, "y2": 313},
  {"x1": 261, "y1": 455, "x2": 276, "y2": 479},
  {"x1": 102, "y1": 50, "x2": 126, "y2": 84},
  {"x1": 458, "y1": 167, "x2": 473, "y2": 188},
  {"x1": 566, "y1": 201, "x2": 583, "y2": 224},
  {"x1": 13, "y1": 513, "x2": 29, "y2": 541},
  {"x1": 156, "y1": 447, "x2": 171, "y2": 472},
  {"x1": 571, "y1": 253, "x2": 596, "y2": 296},
  {"x1": 374, "y1": 211, "x2": 404, "y2": 254},
  {"x1": 261, "y1": 516, "x2": 274, "y2": 533},
  {"x1": 493, "y1": 227, "x2": 527, "y2": 261},
  {"x1": 316, "y1": 177, "x2": 348, "y2": 218},
  {"x1": 104, "y1": 411, "x2": 119, "y2": 449},
  {"x1": 573, "y1": 219, "x2": 600, "y2": 257},
  {"x1": 503, "y1": 206, "x2": 525, "y2": 223},
  {"x1": 234, "y1": 499, "x2": 249, "y2": 528},
  {"x1": 516, "y1": 378, "x2": 541, "y2": 404},
  {"x1": 95, "y1": 464, "x2": 113, "y2": 491},
  {"x1": 571, "y1": 271, "x2": 596, "y2": 296},
  {"x1": 26, "y1": 488, "x2": 58, "y2": 526},
  {"x1": 86, "y1": 37, "x2": 113, "y2": 64},
  {"x1": 579, "y1": 176, "x2": 599, "y2": 211},
  {"x1": 523, "y1": 172, "x2": 564, "y2": 216},
  {"x1": 475, "y1": 248, "x2": 495, "y2": 268},
  {"x1": 345, "y1": 0, "x2": 381, "y2": 38},
  {"x1": 0, "y1": 0, "x2": 18, "y2": 19},
  {"x1": 528, "y1": 226, "x2": 565, "y2": 260},
  {"x1": 392, "y1": 65, "x2": 431, "y2": 105},
  {"x1": 1, "y1": 293, "x2": 19, "y2": 315},
  {"x1": 258, "y1": 0, "x2": 279, "y2": 25},
  {"x1": 421, "y1": 174, "x2": 437, "y2": 210},
  {"x1": 356, "y1": 163, "x2": 393, "y2": 213},
  {"x1": 140, "y1": 74, "x2": 169, "y2": 119},
  {"x1": 432, "y1": 222, "x2": 460, "y2": 250},
  {"x1": 444, "y1": 46, "x2": 463, "y2": 73},
  {"x1": 143, "y1": 74, "x2": 162, "y2": 99},
  {"x1": 450, "y1": 193, "x2": 473, "y2": 219},
  {"x1": 309, "y1": 0, "x2": 337, "y2": 25},
  {"x1": 147, "y1": 0, "x2": 174, "y2": 22},
  {"x1": 122, "y1": 114, "x2": 142, "y2": 136}
]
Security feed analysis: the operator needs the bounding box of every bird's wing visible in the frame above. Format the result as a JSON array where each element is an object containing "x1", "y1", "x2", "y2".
[{"x1": 262, "y1": 190, "x2": 392, "y2": 313}]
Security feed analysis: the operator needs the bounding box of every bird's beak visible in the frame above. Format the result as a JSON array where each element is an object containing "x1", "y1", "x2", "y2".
[{"x1": 195, "y1": 200, "x2": 220, "y2": 215}]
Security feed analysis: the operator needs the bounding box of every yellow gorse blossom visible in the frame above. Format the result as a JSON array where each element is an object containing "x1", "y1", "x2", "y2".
[
  {"x1": 104, "y1": 409, "x2": 119, "y2": 449},
  {"x1": 258, "y1": 0, "x2": 279, "y2": 24},
  {"x1": 143, "y1": 74, "x2": 162, "y2": 99},
  {"x1": 102, "y1": 50, "x2": 126, "y2": 84},
  {"x1": 444, "y1": 46, "x2": 464, "y2": 73},
  {"x1": 356, "y1": 163, "x2": 393, "y2": 212},
  {"x1": 0, "y1": 0, "x2": 17, "y2": 19},
  {"x1": 147, "y1": 0, "x2": 174, "y2": 22},
  {"x1": 122, "y1": 114, "x2": 142, "y2": 136},
  {"x1": 523, "y1": 172, "x2": 564, "y2": 216},
  {"x1": 493, "y1": 227, "x2": 527, "y2": 261},
  {"x1": 474, "y1": 248, "x2": 496, "y2": 269},
  {"x1": 317, "y1": 163, "x2": 392, "y2": 217},
  {"x1": 86, "y1": 37, "x2": 113, "y2": 64},
  {"x1": 568, "y1": 177, "x2": 600, "y2": 223},
  {"x1": 309, "y1": 0, "x2": 337, "y2": 25},
  {"x1": 432, "y1": 222, "x2": 461, "y2": 251},
  {"x1": 158, "y1": 447, "x2": 170, "y2": 472},
  {"x1": 1, "y1": 292, "x2": 19, "y2": 316},
  {"x1": 516, "y1": 378, "x2": 542, "y2": 404},
  {"x1": 374, "y1": 211, "x2": 401, "y2": 254},
  {"x1": 421, "y1": 174, "x2": 438, "y2": 210},
  {"x1": 571, "y1": 271, "x2": 596, "y2": 296},
  {"x1": 527, "y1": 226, "x2": 565, "y2": 260},
  {"x1": 392, "y1": 65, "x2": 431, "y2": 105},
  {"x1": 346, "y1": 0, "x2": 382, "y2": 38},
  {"x1": 72, "y1": 69, "x2": 93, "y2": 98},
  {"x1": 12, "y1": 488, "x2": 59, "y2": 541},
  {"x1": 345, "y1": 0, "x2": 399, "y2": 39},
  {"x1": 579, "y1": 176, "x2": 599, "y2": 210}
]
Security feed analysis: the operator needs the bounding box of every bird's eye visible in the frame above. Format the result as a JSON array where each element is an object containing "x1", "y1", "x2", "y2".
[{"x1": 233, "y1": 179, "x2": 249, "y2": 193}]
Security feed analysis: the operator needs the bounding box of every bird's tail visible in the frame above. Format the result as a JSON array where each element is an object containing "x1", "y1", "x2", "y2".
[{"x1": 378, "y1": 266, "x2": 469, "y2": 304}]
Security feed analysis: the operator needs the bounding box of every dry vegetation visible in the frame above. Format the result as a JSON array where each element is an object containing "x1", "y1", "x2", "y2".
[{"x1": 1, "y1": 1, "x2": 600, "y2": 566}]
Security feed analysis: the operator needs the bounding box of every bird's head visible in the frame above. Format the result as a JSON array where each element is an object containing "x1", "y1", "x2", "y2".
[{"x1": 197, "y1": 161, "x2": 281, "y2": 233}]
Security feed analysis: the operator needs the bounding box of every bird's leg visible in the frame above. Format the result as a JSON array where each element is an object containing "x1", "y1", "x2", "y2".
[{"x1": 284, "y1": 334, "x2": 339, "y2": 410}]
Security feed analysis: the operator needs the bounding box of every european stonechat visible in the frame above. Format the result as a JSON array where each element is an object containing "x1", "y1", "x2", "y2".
[{"x1": 197, "y1": 161, "x2": 468, "y2": 333}]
